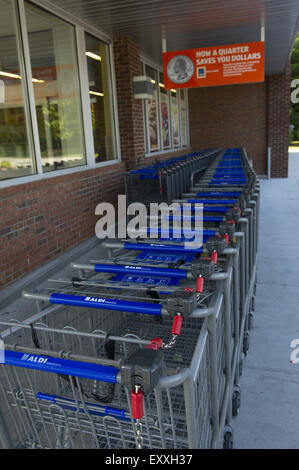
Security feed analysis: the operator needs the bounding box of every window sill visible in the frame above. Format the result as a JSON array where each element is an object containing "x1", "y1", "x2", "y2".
[
  {"x1": 144, "y1": 146, "x2": 190, "y2": 158},
  {"x1": 0, "y1": 158, "x2": 122, "y2": 189}
]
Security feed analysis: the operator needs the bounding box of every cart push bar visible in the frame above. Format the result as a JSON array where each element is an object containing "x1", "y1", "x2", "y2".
[
  {"x1": 71, "y1": 257, "x2": 217, "y2": 281},
  {"x1": 3, "y1": 343, "x2": 165, "y2": 397},
  {"x1": 70, "y1": 257, "x2": 216, "y2": 293},
  {"x1": 103, "y1": 238, "x2": 226, "y2": 263},
  {"x1": 2, "y1": 335, "x2": 168, "y2": 432},
  {"x1": 22, "y1": 289, "x2": 197, "y2": 318},
  {"x1": 103, "y1": 235, "x2": 231, "y2": 260}
]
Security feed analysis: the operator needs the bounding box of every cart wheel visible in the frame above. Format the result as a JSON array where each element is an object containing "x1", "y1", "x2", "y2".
[
  {"x1": 223, "y1": 429, "x2": 233, "y2": 449},
  {"x1": 243, "y1": 333, "x2": 250, "y2": 356},
  {"x1": 232, "y1": 389, "x2": 241, "y2": 417}
]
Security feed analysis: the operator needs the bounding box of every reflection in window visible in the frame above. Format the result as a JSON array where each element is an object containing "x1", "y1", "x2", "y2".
[
  {"x1": 159, "y1": 73, "x2": 170, "y2": 150},
  {"x1": 85, "y1": 33, "x2": 116, "y2": 162},
  {"x1": 0, "y1": 0, "x2": 35, "y2": 181},
  {"x1": 145, "y1": 65, "x2": 160, "y2": 152},
  {"x1": 142, "y1": 62, "x2": 189, "y2": 155},
  {"x1": 25, "y1": 2, "x2": 86, "y2": 173},
  {"x1": 180, "y1": 89, "x2": 188, "y2": 147},
  {"x1": 171, "y1": 89, "x2": 180, "y2": 147}
]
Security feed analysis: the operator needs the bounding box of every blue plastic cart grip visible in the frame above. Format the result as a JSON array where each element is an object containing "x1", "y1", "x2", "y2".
[
  {"x1": 210, "y1": 181, "x2": 246, "y2": 185},
  {"x1": 195, "y1": 192, "x2": 241, "y2": 197},
  {"x1": 4, "y1": 350, "x2": 119, "y2": 383},
  {"x1": 94, "y1": 263, "x2": 187, "y2": 279},
  {"x1": 212, "y1": 174, "x2": 245, "y2": 178},
  {"x1": 147, "y1": 227, "x2": 216, "y2": 237},
  {"x1": 49, "y1": 293, "x2": 162, "y2": 316},
  {"x1": 185, "y1": 199, "x2": 236, "y2": 204},
  {"x1": 160, "y1": 206, "x2": 228, "y2": 214},
  {"x1": 124, "y1": 242, "x2": 203, "y2": 254},
  {"x1": 36, "y1": 393, "x2": 130, "y2": 421}
]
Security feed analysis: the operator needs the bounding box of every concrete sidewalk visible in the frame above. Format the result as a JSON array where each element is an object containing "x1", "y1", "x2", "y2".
[
  {"x1": 233, "y1": 152, "x2": 299, "y2": 448},
  {"x1": 288, "y1": 148, "x2": 299, "y2": 176}
]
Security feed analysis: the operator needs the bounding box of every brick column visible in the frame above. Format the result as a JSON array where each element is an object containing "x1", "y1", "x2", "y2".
[
  {"x1": 267, "y1": 64, "x2": 291, "y2": 178},
  {"x1": 113, "y1": 37, "x2": 145, "y2": 170}
]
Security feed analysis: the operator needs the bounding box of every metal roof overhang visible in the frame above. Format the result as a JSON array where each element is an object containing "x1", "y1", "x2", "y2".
[{"x1": 31, "y1": 0, "x2": 299, "y2": 75}]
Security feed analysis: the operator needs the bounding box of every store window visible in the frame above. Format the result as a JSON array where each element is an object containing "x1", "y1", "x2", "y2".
[
  {"x1": 85, "y1": 33, "x2": 116, "y2": 162},
  {"x1": 0, "y1": 0, "x2": 36, "y2": 181},
  {"x1": 145, "y1": 65, "x2": 160, "y2": 152},
  {"x1": 141, "y1": 61, "x2": 189, "y2": 155},
  {"x1": 170, "y1": 89, "x2": 180, "y2": 147},
  {"x1": 0, "y1": 0, "x2": 119, "y2": 185},
  {"x1": 179, "y1": 89, "x2": 188, "y2": 147},
  {"x1": 159, "y1": 72, "x2": 170, "y2": 150},
  {"x1": 25, "y1": 2, "x2": 86, "y2": 173}
]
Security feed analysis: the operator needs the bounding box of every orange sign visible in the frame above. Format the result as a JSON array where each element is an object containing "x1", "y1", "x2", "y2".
[{"x1": 163, "y1": 41, "x2": 264, "y2": 89}]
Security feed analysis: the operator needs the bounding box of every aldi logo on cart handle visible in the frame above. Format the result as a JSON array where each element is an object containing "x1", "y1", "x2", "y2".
[
  {"x1": 21, "y1": 354, "x2": 48, "y2": 364},
  {"x1": 84, "y1": 297, "x2": 106, "y2": 303}
]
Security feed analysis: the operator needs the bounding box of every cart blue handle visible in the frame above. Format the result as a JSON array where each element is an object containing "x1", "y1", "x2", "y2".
[
  {"x1": 214, "y1": 174, "x2": 245, "y2": 178},
  {"x1": 212, "y1": 174, "x2": 245, "y2": 178},
  {"x1": 158, "y1": 212, "x2": 225, "y2": 219},
  {"x1": 195, "y1": 192, "x2": 241, "y2": 197},
  {"x1": 124, "y1": 242, "x2": 204, "y2": 254},
  {"x1": 36, "y1": 393, "x2": 130, "y2": 421},
  {"x1": 94, "y1": 263, "x2": 187, "y2": 279},
  {"x1": 4, "y1": 350, "x2": 119, "y2": 383},
  {"x1": 160, "y1": 206, "x2": 228, "y2": 214},
  {"x1": 212, "y1": 176, "x2": 246, "y2": 180},
  {"x1": 210, "y1": 180, "x2": 246, "y2": 184},
  {"x1": 147, "y1": 228, "x2": 216, "y2": 237},
  {"x1": 214, "y1": 171, "x2": 244, "y2": 174},
  {"x1": 49, "y1": 293, "x2": 162, "y2": 316},
  {"x1": 185, "y1": 199, "x2": 236, "y2": 204}
]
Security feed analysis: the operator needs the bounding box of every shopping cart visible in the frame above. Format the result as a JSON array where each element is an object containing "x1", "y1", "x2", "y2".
[
  {"x1": 0, "y1": 146, "x2": 258, "y2": 450},
  {"x1": 124, "y1": 150, "x2": 221, "y2": 205},
  {"x1": 0, "y1": 261, "x2": 233, "y2": 449}
]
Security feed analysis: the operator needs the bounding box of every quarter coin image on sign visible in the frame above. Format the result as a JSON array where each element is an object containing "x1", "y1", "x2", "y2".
[{"x1": 167, "y1": 55, "x2": 194, "y2": 84}]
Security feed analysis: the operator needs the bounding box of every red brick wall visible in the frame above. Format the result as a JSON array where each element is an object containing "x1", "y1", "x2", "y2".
[
  {"x1": 188, "y1": 82, "x2": 268, "y2": 175},
  {"x1": 267, "y1": 65, "x2": 291, "y2": 178},
  {"x1": 113, "y1": 37, "x2": 192, "y2": 170},
  {"x1": 188, "y1": 67, "x2": 291, "y2": 177},
  {"x1": 0, "y1": 163, "x2": 124, "y2": 288},
  {"x1": 113, "y1": 37, "x2": 145, "y2": 169}
]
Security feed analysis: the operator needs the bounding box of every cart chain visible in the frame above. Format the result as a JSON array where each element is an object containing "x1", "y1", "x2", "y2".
[
  {"x1": 135, "y1": 419, "x2": 143, "y2": 449},
  {"x1": 161, "y1": 312, "x2": 182, "y2": 349},
  {"x1": 134, "y1": 385, "x2": 143, "y2": 449},
  {"x1": 161, "y1": 334, "x2": 178, "y2": 350}
]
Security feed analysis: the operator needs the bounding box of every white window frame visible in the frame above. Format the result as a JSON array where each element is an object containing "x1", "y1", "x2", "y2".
[
  {"x1": 0, "y1": 0, "x2": 121, "y2": 189},
  {"x1": 140, "y1": 55, "x2": 190, "y2": 158}
]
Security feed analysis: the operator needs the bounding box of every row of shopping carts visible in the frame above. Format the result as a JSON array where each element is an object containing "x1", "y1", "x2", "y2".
[
  {"x1": 0, "y1": 147, "x2": 259, "y2": 449},
  {"x1": 124, "y1": 148, "x2": 222, "y2": 204}
]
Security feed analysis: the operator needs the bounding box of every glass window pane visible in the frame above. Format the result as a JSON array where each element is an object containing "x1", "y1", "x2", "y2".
[
  {"x1": 85, "y1": 33, "x2": 116, "y2": 162},
  {"x1": 171, "y1": 89, "x2": 180, "y2": 147},
  {"x1": 180, "y1": 89, "x2": 188, "y2": 146},
  {"x1": 159, "y1": 72, "x2": 170, "y2": 150},
  {"x1": 0, "y1": 0, "x2": 36, "y2": 181},
  {"x1": 25, "y1": 2, "x2": 86, "y2": 173},
  {"x1": 145, "y1": 65, "x2": 160, "y2": 152}
]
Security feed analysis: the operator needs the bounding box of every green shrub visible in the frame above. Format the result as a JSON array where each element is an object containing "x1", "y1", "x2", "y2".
[{"x1": 0, "y1": 160, "x2": 12, "y2": 169}]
